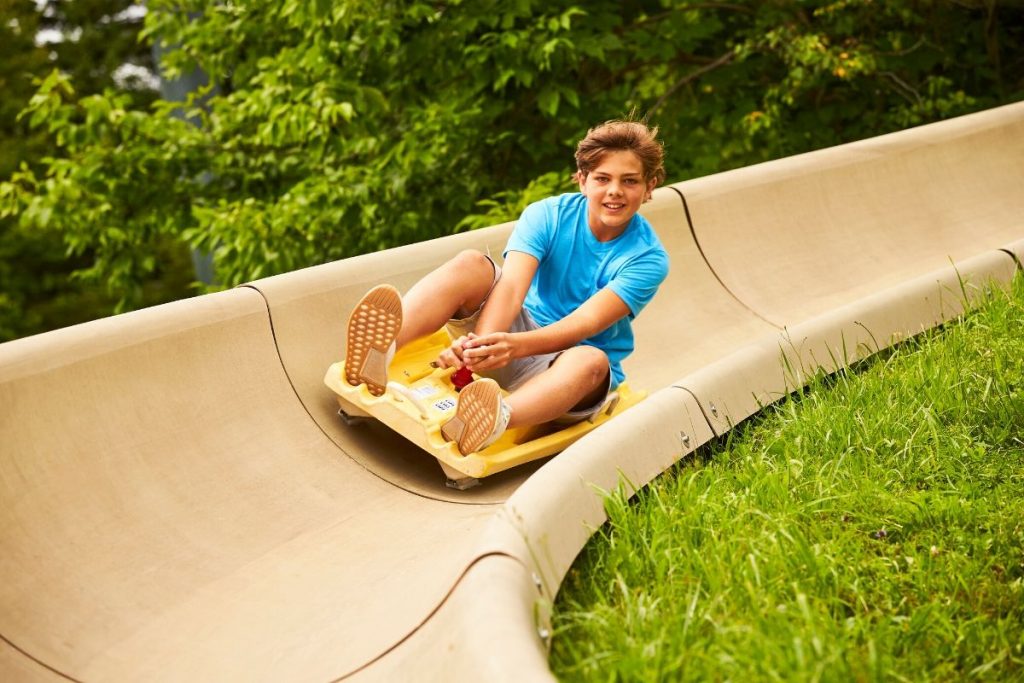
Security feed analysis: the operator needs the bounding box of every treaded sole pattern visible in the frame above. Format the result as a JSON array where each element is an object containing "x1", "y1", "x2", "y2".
[
  {"x1": 344, "y1": 284, "x2": 403, "y2": 397},
  {"x1": 442, "y1": 378, "x2": 502, "y2": 454}
]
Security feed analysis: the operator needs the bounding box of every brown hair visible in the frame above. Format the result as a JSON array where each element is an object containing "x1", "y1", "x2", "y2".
[{"x1": 575, "y1": 120, "x2": 666, "y2": 185}]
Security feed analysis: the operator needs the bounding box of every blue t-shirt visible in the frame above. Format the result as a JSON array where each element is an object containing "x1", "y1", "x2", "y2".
[{"x1": 504, "y1": 192, "x2": 669, "y2": 387}]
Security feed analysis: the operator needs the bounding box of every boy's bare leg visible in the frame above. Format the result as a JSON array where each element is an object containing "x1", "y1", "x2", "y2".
[
  {"x1": 396, "y1": 249, "x2": 496, "y2": 348},
  {"x1": 504, "y1": 346, "x2": 610, "y2": 428}
]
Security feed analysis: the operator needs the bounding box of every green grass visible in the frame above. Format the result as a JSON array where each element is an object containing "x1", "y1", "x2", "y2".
[{"x1": 551, "y1": 274, "x2": 1024, "y2": 682}]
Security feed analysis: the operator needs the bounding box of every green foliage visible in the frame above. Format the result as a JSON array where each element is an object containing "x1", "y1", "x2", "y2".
[
  {"x1": 2, "y1": 71, "x2": 196, "y2": 315},
  {"x1": 0, "y1": 0, "x2": 183, "y2": 340},
  {"x1": 0, "y1": 1, "x2": 49, "y2": 181},
  {"x1": 551, "y1": 274, "x2": 1024, "y2": 680},
  {"x1": 35, "y1": 0, "x2": 158, "y2": 100},
  {"x1": 2, "y1": 0, "x2": 1023, "y2": 332},
  {"x1": 455, "y1": 171, "x2": 577, "y2": 232}
]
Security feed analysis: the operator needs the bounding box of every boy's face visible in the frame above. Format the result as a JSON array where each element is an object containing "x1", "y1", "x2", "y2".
[{"x1": 578, "y1": 150, "x2": 657, "y2": 235}]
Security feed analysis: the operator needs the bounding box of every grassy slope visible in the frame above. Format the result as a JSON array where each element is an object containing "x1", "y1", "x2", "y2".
[{"x1": 551, "y1": 274, "x2": 1024, "y2": 682}]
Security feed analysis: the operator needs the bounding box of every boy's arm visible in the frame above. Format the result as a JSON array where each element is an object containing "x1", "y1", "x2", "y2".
[
  {"x1": 435, "y1": 250, "x2": 538, "y2": 370},
  {"x1": 463, "y1": 280, "x2": 631, "y2": 373},
  {"x1": 474, "y1": 250, "x2": 539, "y2": 336}
]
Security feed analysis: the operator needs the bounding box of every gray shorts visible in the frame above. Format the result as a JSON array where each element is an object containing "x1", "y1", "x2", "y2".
[{"x1": 445, "y1": 256, "x2": 613, "y2": 424}]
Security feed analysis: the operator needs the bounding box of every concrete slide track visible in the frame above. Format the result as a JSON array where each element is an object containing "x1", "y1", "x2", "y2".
[{"x1": 1, "y1": 102, "x2": 1022, "y2": 681}]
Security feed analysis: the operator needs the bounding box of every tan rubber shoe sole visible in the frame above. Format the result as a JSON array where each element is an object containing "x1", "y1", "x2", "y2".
[
  {"x1": 441, "y1": 378, "x2": 503, "y2": 454},
  {"x1": 344, "y1": 284, "x2": 403, "y2": 397}
]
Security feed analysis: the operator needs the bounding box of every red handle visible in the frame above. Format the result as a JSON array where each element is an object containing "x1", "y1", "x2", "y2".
[{"x1": 451, "y1": 367, "x2": 474, "y2": 391}]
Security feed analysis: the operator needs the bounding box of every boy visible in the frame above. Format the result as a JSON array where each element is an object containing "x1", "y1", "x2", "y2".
[{"x1": 344, "y1": 120, "x2": 669, "y2": 455}]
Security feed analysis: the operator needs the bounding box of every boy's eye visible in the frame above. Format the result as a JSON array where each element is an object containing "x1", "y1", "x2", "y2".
[{"x1": 591, "y1": 175, "x2": 641, "y2": 185}]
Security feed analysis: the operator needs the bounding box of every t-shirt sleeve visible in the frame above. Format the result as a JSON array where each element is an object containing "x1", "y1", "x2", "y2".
[
  {"x1": 504, "y1": 199, "x2": 554, "y2": 262},
  {"x1": 607, "y1": 248, "x2": 670, "y2": 318}
]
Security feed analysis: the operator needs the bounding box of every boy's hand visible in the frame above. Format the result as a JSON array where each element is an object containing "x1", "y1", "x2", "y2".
[
  {"x1": 436, "y1": 335, "x2": 470, "y2": 369},
  {"x1": 462, "y1": 332, "x2": 517, "y2": 372}
]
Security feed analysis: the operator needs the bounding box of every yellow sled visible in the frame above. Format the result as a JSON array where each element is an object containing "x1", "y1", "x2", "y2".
[{"x1": 324, "y1": 330, "x2": 645, "y2": 489}]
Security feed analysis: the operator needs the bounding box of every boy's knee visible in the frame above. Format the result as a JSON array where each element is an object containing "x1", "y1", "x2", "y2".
[
  {"x1": 566, "y1": 346, "x2": 610, "y2": 385},
  {"x1": 451, "y1": 249, "x2": 492, "y2": 274},
  {"x1": 442, "y1": 250, "x2": 497, "y2": 315}
]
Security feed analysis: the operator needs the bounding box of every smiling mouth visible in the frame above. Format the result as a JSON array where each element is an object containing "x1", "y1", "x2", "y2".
[{"x1": 604, "y1": 203, "x2": 625, "y2": 210}]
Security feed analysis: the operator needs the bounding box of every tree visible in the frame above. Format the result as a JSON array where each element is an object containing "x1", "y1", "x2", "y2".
[
  {"x1": 0, "y1": 0, "x2": 191, "y2": 340},
  {"x1": 3, "y1": 1, "x2": 1022, "y2": 335}
]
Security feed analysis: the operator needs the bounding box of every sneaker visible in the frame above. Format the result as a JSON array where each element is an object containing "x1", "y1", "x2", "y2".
[
  {"x1": 344, "y1": 284, "x2": 403, "y2": 397},
  {"x1": 441, "y1": 378, "x2": 512, "y2": 454}
]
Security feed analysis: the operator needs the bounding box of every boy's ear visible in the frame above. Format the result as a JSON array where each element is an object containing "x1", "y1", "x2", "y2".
[
  {"x1": 645, "y1": 177, "x2": 659, "y2": 201},
  {"x1": 575, "y1": 170, "x2": 586, "y2": 189}
]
